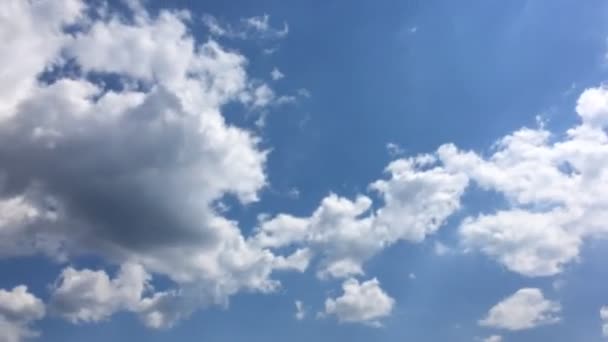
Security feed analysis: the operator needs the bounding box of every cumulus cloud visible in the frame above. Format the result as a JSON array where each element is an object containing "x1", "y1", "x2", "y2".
[
  {"x1": 460, "y1": 210, "x2": 581, "y2": 276},
  {"x1": 0, "y1": 286, "x2": 45, "y2": 342},
  {"x1": 323, "y1": 278, "x2": 394, "y2": 326},
  {"x1": 49, "y1": 263, "x2": 149, "y2": 323},
  {"x1": 254, "y1": 155, "x2": 468, "y2": 279},
  {"x1": 0, "y1": 0, "x2": 303, "y2": 329},
  {"x1": 479, "y1": 288, "x2": 560, "y2": 331},
  {"x1": 371, "y1": 155, "x2": 469, "y2": 243},
  {"x1": 0, "y1": 0, "x2": 83, "y2": 121},
  {"x1": 442, "y1": 85, "x2": 608, "y2": 276}
]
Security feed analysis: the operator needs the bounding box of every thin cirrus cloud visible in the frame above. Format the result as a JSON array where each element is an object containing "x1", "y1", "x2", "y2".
[
  {"x1": 202, "y1": 13, "x2": 288, "y2": 40},
  {"x1": 1, "y1": 0, "x2": 608, "y2": 340}
]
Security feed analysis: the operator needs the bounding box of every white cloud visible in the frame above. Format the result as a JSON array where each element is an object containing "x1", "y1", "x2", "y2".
[
  {"x1": 0, "y1": 0, "x2": 303, "y2": 329},
  {"x1": 438, "y1": 85, "x2": 608, "y2": 277},
  {"x1": 434, "y1": 241, "x2": 452, "y2": 256},
  {"x1": 482, "y1": 335, "x2": 503, "y2": 342},
  {"x1": 460, "y1": 210, "x2": 581, "y2": 276},
  {"x1": 49, "y1": 263, "x2": 149, "y2": 323},
  {"x1": 370, "y1": 155, "x2": 469, "y2": 243},
  {"x1": 271, "y1": 67, "x2": 285, "y2": 81},
  {"x1": 576, "y1": 86, "x2": 608, "y2": 128},
  {"x1": 0, "y1": 0, "x2": 83, "y2": 120},
  {"x1": 323, "y1": 278, "x2": 394, "y2": 326},
  {"x1": 386, "y1": 142, "x2": 404, "y2": 157},
  {"x1": 0, "y1": 286, "x2": 45, "y2": 342},
  {"x1": 479, "y1": 288, "x2": 560, "y2": 331},
  {"x1": 601, "y1": 306, "x2": 608, "y2": 337},
  {"x1": 255, "y1": 194, "x2": 376, "y2": 279},
  {"x1": 243, "y1": 14, "x2": 288, "y2": 38},
  {"x1": 202, "y1": 14, "x2": 287, "y2": 40},
  {"x1": 294, "y1": 300, "x2": 306, "y2": 320},
  {"x1": 255, "y1": 155, "x2": 468, "y2": 279}
]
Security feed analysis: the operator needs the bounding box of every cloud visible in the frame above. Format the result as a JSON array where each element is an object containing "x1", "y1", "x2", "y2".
[
  {"x1": 479, "y1": 288, "x2": 560, "y2": 331},
  {"x1": 370, "y1": 155, "x2": 469, "y2": 243},
  {"x1": 0, "y1": 286, "x2": 45, "y2": 342},
  {"x1": 482, "y1": 335, "x2": 503, "y2": 342},
  {"x1": 255, "y1": 154, "x2": 468, "y2": 279},
  {"x1": 0, "y1": 0, "x2": 303, "y2": 329},
  {"x1": 460, "y1": 210, "x2": 581, "y2": 276},
  {"x1": 254, "y1": 194, "x2": 374, "y2": 278},
  {"x1": 433, "y1": 241, "x2": 452, "y2": 256},
  {"x1": 0, "y1": 0, "x2": 83, "y2": 121},
  {"x1": 386, "y1": 142, "x2": 404, "y2": 157},
  {"x1": 202, "y1": 14, "x2": 288, "y2": 40},
  {"x1": 49, "y1": 263, "x2": 149, "y2": 323},
  {"x1": 294, "y1": 300, "x2": 306, "y2": 320},
  {"x1": 601, "y1": 306, "x2": 608, "y2": 337},
  {"x1": 271, "y1": 68, "x2": 285, "y2": 81},
  {"x1": 576, "y1": 87, "x2": 608, "y2": 128},
  {"x1": 4, "y1": 0, "x2": 608, "y2": 335},
  {"x1": 439, "y1": 85, "x2": 608, "y2": 277},
  {"x1": 323, "y1": 278, "x2": 394, "y2": 326}
]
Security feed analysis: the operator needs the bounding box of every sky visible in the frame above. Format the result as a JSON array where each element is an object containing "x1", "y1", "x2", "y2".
[{"x1": 1, "y1": 0, "x2": 608, "y2": 341}]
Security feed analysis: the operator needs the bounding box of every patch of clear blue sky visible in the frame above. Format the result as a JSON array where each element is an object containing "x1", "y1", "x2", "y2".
[{"x1": 4, "y1": 0, "x2": 608, "y2": 340}]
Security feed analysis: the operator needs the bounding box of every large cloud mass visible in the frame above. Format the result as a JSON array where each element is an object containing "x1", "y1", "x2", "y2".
[{"x1": 0, "y1": 0, "x2": 303, "y2": 331}]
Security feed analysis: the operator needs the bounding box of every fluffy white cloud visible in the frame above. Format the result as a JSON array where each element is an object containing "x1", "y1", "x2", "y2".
[
  {"x1": 254, "y1": 155, "x2": 468, "y2": 279},
  {"x1": 0, "y1": 286, "x2": 45, "y2": 342},
  {"x1": 460, "y1": 210, "x2": 581, "y2": 276},
  {"x1": 0, "y1": 0, "x2": 83, "y2": 120},
  {"x1": 438, "y1": 86, "x2": 608, "y2": 277},
  {"x1": 370, "y1": 155, "x2": 469, "y2": 243},
  {"x1": 256, "y1": 84, "x2": 608, "y2": 281},
  {"x1": 49, "y1": 263, "x2": 149, "y2": 323},
  {"x1": 601, "y1": 306, "x2": 608, "y2": 337},
  {"x1": 254, "y1": 194, "x2": 376, "y2": 278},
  {"x1": 323, "y1": 278, "x2": 394, "y2": 326},
  {"x1": 576, "y1": 86, "x2": 608, "y2": 128},
  {"x1": 479, "y1": 288, "x2": 560, "y2": 331}
]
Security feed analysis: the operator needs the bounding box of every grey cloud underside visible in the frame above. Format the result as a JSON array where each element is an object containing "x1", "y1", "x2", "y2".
[{"x1": 0, "y1": 86, "x2": 223, "y2": 252}]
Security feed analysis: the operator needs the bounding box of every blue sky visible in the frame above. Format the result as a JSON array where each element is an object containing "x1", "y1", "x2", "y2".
[{"x1": 1, "y1": 1, "x2": 608, "y2": 341}]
